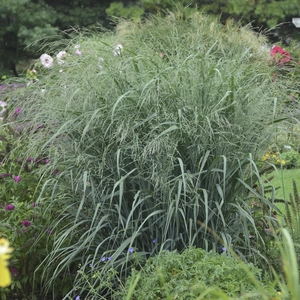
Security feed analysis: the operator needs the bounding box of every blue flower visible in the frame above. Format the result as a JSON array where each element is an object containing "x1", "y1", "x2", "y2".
[
  {"x1": 152, "y1": 238, "x2": 157, "y2": 243},
  {"x1": 75, "y1": 296, "x2": 80, "y2": 300},
  {"x1": 107, "y1": 256, "x2": 112, "y2": 261},
  {"x1": 101, "y1": 257, "x2": 106, "y2": 262},
  {"x1": 222, "y1": 247, "x2": 226, "y2": 252},
  {"x1": 128, "y1": 247, "x2": 134, "y2": 253}
]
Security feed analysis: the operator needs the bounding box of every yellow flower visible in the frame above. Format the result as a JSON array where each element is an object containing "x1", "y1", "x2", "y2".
[
  {"x1": 272, "y1": 154, "x2": 276, "y2": 158},
  {"x1": 0, "y1": 238, "x2": 13, "y2": 287},
  {"x1": 282, "y1": 160, "x2": 286, "y2": 165}
]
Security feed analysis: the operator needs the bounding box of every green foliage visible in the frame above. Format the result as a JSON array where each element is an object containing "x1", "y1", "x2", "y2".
[
  {"x1": 0, "y1": 104, "x2": 58, "y2": 298},
  {"x1": 106, "y1": 2, "x2": 144, "y2": 22},
  {"x1": 285, "y1": 181, "x2": 300, "y2": 254},
  {"x1": 119, "y1": 247, "x2": 274, "y2": 299},
  {"x1": 280, "y1": 150, "x2": 300, "y2": 169},
  {"x1": 5, "y1": 12, "x2": 291, "y2": 298}
]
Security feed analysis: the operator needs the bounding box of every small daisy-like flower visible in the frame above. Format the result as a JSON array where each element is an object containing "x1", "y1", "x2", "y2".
[
  {"x1": 113, "y1": 44, "x2": 123, "y2": 56},
  {"x1": 40, "y1": 54, "x2": 54, "y2": 68}
]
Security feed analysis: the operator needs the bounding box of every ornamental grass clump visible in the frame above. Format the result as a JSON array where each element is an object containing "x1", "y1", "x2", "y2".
[{"x1": 5, "y1": 12, "x2": 292, "y2": 298}]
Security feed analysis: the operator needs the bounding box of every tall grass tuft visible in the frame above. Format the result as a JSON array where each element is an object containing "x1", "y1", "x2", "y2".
[{"x1": 7, "y1": 11, "x2": 292, "y2": 298}]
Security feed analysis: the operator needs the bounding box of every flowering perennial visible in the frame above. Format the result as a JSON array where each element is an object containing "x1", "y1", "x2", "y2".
[
  {"x1": 0, "y1": 238, "x2": 13, "y2": 287},
  {"x1": 40, "y1": 54, "x2": 54, "y2": 68},
  {"x1": 270, "y1": 45, "x2": 291, "y2": 66}
]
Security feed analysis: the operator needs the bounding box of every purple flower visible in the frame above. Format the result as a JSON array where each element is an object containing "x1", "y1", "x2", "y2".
[
  {"x1": 152, "y1": 238, "x2": 157, "y2": 243},
  {"x1": 44, "y1": 158, "x2": 51, "y2": 164},
  {"x1": 31, "y1": 202, "x2": 38, "y2": 207},
  {"x1": 89, "y1": 263, "x2": 93, "y2": 267},
  {"x1": 0, "y1": 173, "x2": 11, "y2": 178},
  {"x1": 21, "y1": 220, "x2": 31, "y2": 227},
  {"x1": 52, "y1": 170, "x2": 60, "y2": 176},
  {"x1": 128, "y1": 247, "x2": 134, "y2": 253},
  {"x1": 222, "y1": 247, "x2": 226, "y2": 252},
  {"x1": 107, "y1": 256, "x2": 112, "y2": 261},
  {"x1": 5, "y1": 204, "x2": 15, "y2": 211},
  {"x1": 10, "y1": 267, "x2": 18, "y2": 276},
  {"x1": 13, "y1": 175, "x2": 21, "y2": 182},
  {"x1": 27, "y1": 157, "x2": 34, "y2": 162},
  {"x1": 14, "y1": 107, "x2": 21, "y2": 116},
  {"x1": 101, "y1": 257, "x2": 106, "y2": 262},
  {"x1": 75, "y1": 297, "x2": 80, "y2": 300}
]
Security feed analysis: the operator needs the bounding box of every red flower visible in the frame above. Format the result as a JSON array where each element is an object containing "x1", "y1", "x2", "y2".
[{"x1": 270, "y1": 45, "x2": 291, "y2": 66}]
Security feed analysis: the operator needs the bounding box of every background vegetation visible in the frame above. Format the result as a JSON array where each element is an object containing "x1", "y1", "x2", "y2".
[{"x1": 0, "y1": 0, "x2": 299, "y2": 77}]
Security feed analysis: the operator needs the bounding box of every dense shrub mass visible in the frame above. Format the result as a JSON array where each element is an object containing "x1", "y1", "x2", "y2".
[
  {"x1": 119, "y1": 247, "x2": 277, "y2": 299},
  {"x1": 2, "y1": 12, "x2": 293, "y2": 299}
]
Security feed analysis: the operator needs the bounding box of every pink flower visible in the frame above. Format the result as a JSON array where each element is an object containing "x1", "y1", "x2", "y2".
[
  {"x1": 13, "y1": 175, "x2": 21, "y2": 182},
  {"x1": 75, "y1": 49, "x2": 82, "y2": 56},
  {"x1": 21, "y1": 220, "x2": 31, "y2": 227},
  {"x1": 270, "y1": 45, "x2": 291, "y2": 66},
  {"x1": 5, "y1": 204, "x2": 15, "y2": 210},
  {"x1": 14, "y1": 107, "x2": 21, "y2": 116},
  {"x1": 44, "y1": 158, "x2": 51, "y2": 164}
]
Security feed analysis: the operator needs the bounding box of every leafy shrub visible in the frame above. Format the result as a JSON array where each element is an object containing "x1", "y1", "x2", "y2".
[
  {"x1": 5, "y1": 11, "x2": 292, "y2": 298},
  {"x1": 280, "y1": 150, "x2": 300, "y2": 169},
  {"x1": 118, "y1": 247, "x2": 276, "y2": 299},
  {"x1": 0, "y1": 110, "x2": 57, "y2": 299}
]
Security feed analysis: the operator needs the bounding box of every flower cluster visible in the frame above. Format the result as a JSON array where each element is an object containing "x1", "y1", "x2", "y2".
[
  {"x1": 270, "y1": 45, "x2": 291, "y2": 66},
  {"x1": 261, "y1": 151, "x2": 285, "y2": 166}
]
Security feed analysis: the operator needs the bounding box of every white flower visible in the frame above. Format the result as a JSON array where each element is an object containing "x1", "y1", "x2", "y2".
[
  {"x1": 0, "y1": 101, "x2": 7, "y2": 116},
  {"x1": 74, "y1": 44, "x2": 80, "y2": 49},
  {"x1": 56, "y1": 51, "x2": 67, "y2": 65},
  {"x1": 59, "y1": 69, "x2": 63, "y2": 73},
  {"x1": 284, "y1": 145, "x2": 292, "y2": 150},
  {"x1": 98, "y1": 57, "x2": 104, "y2": 69},
  {"x1": 113, "y1": 44, "x2": 123, "y2": 56},
  {"x1": 40, "y1": 54, "x2": 53, "y2": 68}
]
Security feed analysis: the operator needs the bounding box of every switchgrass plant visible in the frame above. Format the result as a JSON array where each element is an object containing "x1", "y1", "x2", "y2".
[{"x1": 5, "y1": 11, "x2": 293, "y2": 298}]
